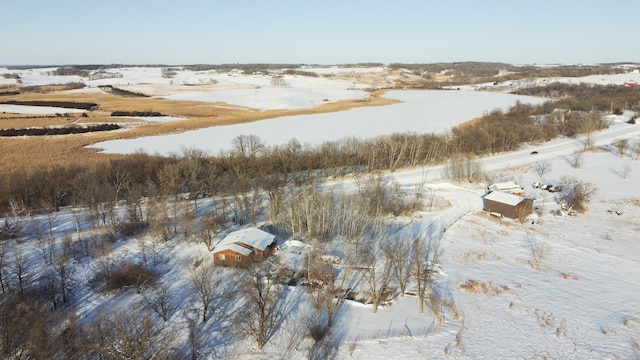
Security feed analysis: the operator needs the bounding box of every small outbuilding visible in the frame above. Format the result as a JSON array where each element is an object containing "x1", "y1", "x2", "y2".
[
  {"x1": 212, "y1": 227, "x2": 276, "y2": 268},
  {"x1": 486, "y1": 181, "x2": 525, "y2": 196},
  {"x1": 482, "y1": 191, "x2": 533, "y2": 219}
]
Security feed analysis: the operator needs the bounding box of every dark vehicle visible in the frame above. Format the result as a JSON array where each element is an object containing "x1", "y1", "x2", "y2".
[{"x1": 530, "y1": 151, "x2": 539, "y2": 155}]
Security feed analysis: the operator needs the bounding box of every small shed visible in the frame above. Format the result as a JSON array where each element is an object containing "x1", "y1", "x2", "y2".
[
  {"x1": 482, "y1": 191, "x2": 533, "y2": 219},
  {"x1": 212, "y1": 227, "x2": 276, "y2": 268},
  {"x1": 487, "y1": 181, "x2": 525, "y2": 196}
]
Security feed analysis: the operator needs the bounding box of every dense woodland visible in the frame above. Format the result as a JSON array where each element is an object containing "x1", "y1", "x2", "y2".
[{"x1": 1, "y1": 78, "x2": 640, "y2": 358}]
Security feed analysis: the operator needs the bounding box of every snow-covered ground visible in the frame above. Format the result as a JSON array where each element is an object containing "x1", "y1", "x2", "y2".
[
  {"x1": 0, "y1": 104, "x2": 85, "y2": 114},
  {"x1": 2, "y1": 66, "x2": 640, "y2": 358}
]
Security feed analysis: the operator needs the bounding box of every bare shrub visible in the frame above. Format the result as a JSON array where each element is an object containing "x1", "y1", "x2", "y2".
[
  {"x1": 621, "y1": 165, "x2": 632, "y2": 179},
  {"x1": 571, "y1": 149, "x2": 584, "y2": 169},
  {"x1": 525, "y1": 233, "x2": 549, "y2": 270},
  {"x1": 305, "y1": 312, "x2": 331, "y2": 342},
  {"x1": 459, "y1": 279, "x2": 510, "y2": 296},
  {"x1": 105, "y1": 263, "x2": 158, "y2": 293},
  {"x1": 115, "y1": 207, "x2": 149, "y2": 237},
  {"x1": 560, "y1": 176, "x2": 598, "y2": 213}
]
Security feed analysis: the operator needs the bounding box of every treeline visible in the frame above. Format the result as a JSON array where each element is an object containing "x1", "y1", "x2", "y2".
[
  {"x1": 389, "y1": 62, "x2": 634, "y2": 86},
  {"x1": 0, "y1": 100, "x2": 97, "y2": 110},
  {"x1": 20, "y1": 82, "x2": 86, "y2": 93},
  {"x1": 110, "y1": 111, "x2": 164, "y2": 117},
  {"x1": 98, "y1": 85, "x2": 148, "y2": 98},
  {"x1": 390, "y1": 62, "x2": 514, "y2": 78},
  {"x1": 51, "y1": 67, "x2": 91, "y2": 77},
  {"x1": 0, "y1": 124, "x2": 120, "y2": 137},
  {"x1": 183, "y1": 63, "x2": 303, "y2": 73},
  {"x1": 514, "y1": 82, "x2": 640, "y2": 112}
]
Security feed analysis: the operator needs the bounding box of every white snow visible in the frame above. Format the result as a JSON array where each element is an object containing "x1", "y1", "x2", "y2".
[
  {"x1": 0, "y1": 104, "x2": 85, "y2": 114},
  {"x1": 2, "y1": 66, "x2": 640, "y2": 359}
]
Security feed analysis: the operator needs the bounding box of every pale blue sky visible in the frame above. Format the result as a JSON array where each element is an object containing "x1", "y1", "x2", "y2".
[{"x1": 2, "y1": 0, "x2": 638, "y2": 66}]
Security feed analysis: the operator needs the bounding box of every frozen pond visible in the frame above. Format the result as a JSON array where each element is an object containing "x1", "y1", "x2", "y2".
[{"x1": 89, "y1": 90, "x2": 547, "y2": 156}]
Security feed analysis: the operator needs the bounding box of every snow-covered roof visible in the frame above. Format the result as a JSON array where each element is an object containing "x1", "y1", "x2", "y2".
[
  {"x1": 215, "y1": 227, "x2": 275, "y2": 251},
  {"x1": 483, "y1": 191, "x2": 527, "y2": 206},
  {"x1": 488, "y1": 181, "x2": 521, "y2": 191},
  {"x1": 212, "y1": 243, "x2": 253, "y2": 256}
]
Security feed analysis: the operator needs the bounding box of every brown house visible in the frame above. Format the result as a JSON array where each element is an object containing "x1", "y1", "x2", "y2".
[
  {"x1": 212, "y1": 227, "x2": 276, "y2": 268},
  {"x1": 482, "y1": 191, "x2": 533, "y2": 219}
]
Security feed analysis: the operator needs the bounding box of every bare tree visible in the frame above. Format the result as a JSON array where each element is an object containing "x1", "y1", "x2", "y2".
[
  {"x1": 621, "y1": 165, "x2": 632, "y2": 179},
  {"x1": 83, "y1": 309, "x2": 176, "y2": 359},
  {"x1": 147, "y1": 196, "x2": 172, "y2": 243},
  {"x1": 143, "y1": 283, "x2": 175, "y2": 322},
  {"x1": 186, "y1": 314, "x2": 203, "y2": 360},
  {"x1": 92, "y1": 236, "x2": 114, "y2": 282},
  {"x1": 190, "y1": 258, "x2": 223, "y2": 323},
  {"x1": 412, "y1": 235, "x2": 442, "y2": 315},
  {"x1": 0, "y1": 242, "x2": 7, "y2": 293},
  {"x1": 196, "y1": 208, "x2": 226, "y2": 251},
  {"x1": 232, "y1": 134, "x2": 265, "y2": 158},
  {"x1": 571, "y1": 149, "x2": 584, "y2": 169},
  {"x1": 236, "y1": 260, "x2": 284, "y2": 349},
  {"x1": 358, "y1": 236, "x2": 393, "y2": 314},
  {"x1": 581, "y1": 111, "x2": 607, "y2": 149},
  {"x1": 612, "y1": 138, "x2": 629, "y2": 158},
  {"x1": 55, "y1": 253, "x2": 74, "y2": 304},
  {"x1": 138, "y1": 237, "x2": 149, "y2": 267},
  {"x1": 109, "y1": 167, "x2": 131, "y2": 205},
  {"x1": 13, "y1": 247, "x2": 28, "y2": 297},
  {"x1": 560, "y1": 176, "x2": 598, "y2": 213},
  {"x1": 383, "y1": 235, "x2": 413, "y2": 297},
  {"x1": 535, "y1": 161, "x2": 552, "y2": 179},
  {"x1": 158, "y1": 163, "x2": 182, "y2": 236},
  {"x1": 180, "y1": 147, "x2": 207, "y2": 212}
]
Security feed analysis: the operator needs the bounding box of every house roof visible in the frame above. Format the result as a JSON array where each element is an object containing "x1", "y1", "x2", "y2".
[
  {"x1": 483, "y1": 191, "x2": 527, "y2": 206},
  {"x1": 212, "y1": 243, "x2": 253, "y2": 256},
  {"x1": 215, "y1": 227, "x2": 275, "y2": 252}
]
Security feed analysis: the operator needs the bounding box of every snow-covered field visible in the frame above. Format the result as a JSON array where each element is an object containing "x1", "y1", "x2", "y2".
[{"x1": 2, "y1": 66, "x2": 640, "y2": 358}]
